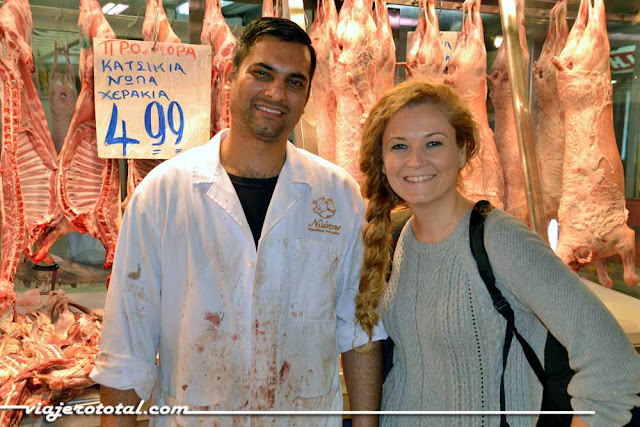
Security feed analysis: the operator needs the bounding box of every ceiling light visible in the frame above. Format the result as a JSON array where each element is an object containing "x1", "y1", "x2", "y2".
[
  {"x1": 494, "y1": 36, "x2": 503, "y2": 48},
  {"x1": 106, "y1": 4, "x2": 130, "y2": 15},
  {"x1": 102, "y1": 2, "x2": 116, "y2": 13},
  {"x1": 177, "y1": 1, "x2": 189, "y2": 15}
]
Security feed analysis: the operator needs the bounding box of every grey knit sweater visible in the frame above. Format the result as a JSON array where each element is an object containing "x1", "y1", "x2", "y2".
[{"x1": 380, "y1": 208, "x2": 640, "y2": 427}]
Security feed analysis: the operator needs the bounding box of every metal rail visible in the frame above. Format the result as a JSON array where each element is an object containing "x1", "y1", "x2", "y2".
[{"x1": 498, "y1": 0, "x2": 548, "y2": 240}]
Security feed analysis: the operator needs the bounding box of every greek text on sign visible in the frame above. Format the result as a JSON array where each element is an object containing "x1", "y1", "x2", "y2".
[{"x1": 94, "y1": 38, "x2": 212, "y2": 159}]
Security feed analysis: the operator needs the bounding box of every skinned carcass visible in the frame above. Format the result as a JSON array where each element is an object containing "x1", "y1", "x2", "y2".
[
  {"x1": 201, "y1": 0, "x2": 237, "y2": 135},
  {"x1": 406, "y1": 0, "x2": 444, "y2": 82},
  {"x1": 488, "y1": 0, "x2": 530, "y2": 225},
  {"x1": 0, "y1": 0, "x2": 61, "y2": 316},
  {"x1": 49, "y1": 41, "x2": 77, "y2": 154},
  {"x1": 445, "y1": 0, "x2": 504, "y2": 209},
  {"x1": 310, "y1": 0, "x2": 339, "y2": 163},
  {"x1": 373, "y1": 0, "x2": 395, "y2": 99},
  {"x1": 532, "y1": 0, "x2": 568, "y2": 224},
  {"x1": 551, "y1": 0, "x2": 638, "y2": 287},
  {"x1": 332, "y1": 0, "x2": 378, "y2": 182},
  {"x1": 35, "y1": 0, "x2": 121, "y2": 271}
]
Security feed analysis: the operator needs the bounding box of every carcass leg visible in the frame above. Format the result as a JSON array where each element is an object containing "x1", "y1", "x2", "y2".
[{"x1": 593, "y1": 258, "x2": 613, "y2": 289}]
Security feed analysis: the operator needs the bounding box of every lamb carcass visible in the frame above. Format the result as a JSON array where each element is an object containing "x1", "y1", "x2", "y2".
[
  {"x1": 551, "y1": 0, "x2": 638, "y2": 287},
  {"x1": 49, "y1": 41, "x2": 77, "y2": 154},
  {"x1": 0, "y1": 0, "x2": 61, "y2": 316},
  {"x1": 262, "y1": 0, "x2": 281, "y2": 17},
  {"x1": 36, "y1": 0, "x2": 121, "y2": 271},
  {"x1": 406, "y1": 0, "x2": 444, "y2": 82},
  {"x1": 488, "y1": 0, "x2": 530, "y2": 225},
  {"x1": 373, "y1": 0, "x2": 396, "y2": 99},
  {"x1": 201, "y1": 0, "x2": 236, "y2": 135},
  {"x1": 124, "y1": 0, "x2": 181, "y2": 209},
  {"x1": 532, "y1": 0, "x2": 568, "y2": 224},
  {"x1": 310, "y1": 0, "x2": 338, "y2": 162},
  {"x1": 332, "y1": 0, "x2": 378, "y2": 182},
  {"x1": 445, "y1": 0, "x2": 504, "y2": 208}
]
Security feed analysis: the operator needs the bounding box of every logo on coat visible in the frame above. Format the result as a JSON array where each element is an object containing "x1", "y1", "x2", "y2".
[
  {"x1": 312, "y1": 197, "x2": 337, "y2": 219},
  {"x1": 308, "y1": 197, "x2": 341, "y2": 236}
]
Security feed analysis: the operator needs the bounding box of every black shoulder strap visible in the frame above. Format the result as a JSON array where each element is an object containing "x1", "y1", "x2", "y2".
[{"x1": 469, "y1": 201, "x2": 547, "y2": 427}]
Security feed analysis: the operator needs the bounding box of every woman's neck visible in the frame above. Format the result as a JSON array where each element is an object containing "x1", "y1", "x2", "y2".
[{"x1": 410, "y1": 193, "x2": 474, "y2": 243}]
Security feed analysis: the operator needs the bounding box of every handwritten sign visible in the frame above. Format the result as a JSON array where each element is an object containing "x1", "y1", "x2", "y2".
[{"x1": 94, "y1": 38, "x2": 212, "y2": 159}]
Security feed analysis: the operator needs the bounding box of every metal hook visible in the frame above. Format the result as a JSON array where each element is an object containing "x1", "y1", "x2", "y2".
[{"x1": 152, "y1": 5, "x2": 160, "y2": 51}]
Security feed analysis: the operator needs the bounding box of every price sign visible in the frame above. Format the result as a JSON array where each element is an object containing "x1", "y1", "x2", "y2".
[{"x1": 94, "y1": 38, "x2": 212, "y2": 159}]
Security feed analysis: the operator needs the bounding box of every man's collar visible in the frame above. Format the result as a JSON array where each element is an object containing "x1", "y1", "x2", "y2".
[{"x1": 191, "y1": 129, "x2": 312, "y2": 186}]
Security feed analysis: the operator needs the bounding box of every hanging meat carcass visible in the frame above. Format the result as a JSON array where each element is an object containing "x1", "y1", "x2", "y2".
[
  {"x1": 201, "y1": 0, "x2": 237, "y2": 135},
  {"x1": 445, "y1": 0, "x2": 504, "y2": 209},
  {"x1": 406, "y1": 0, "x2": 444, "y2": 82},
  {"x1": 332, "y1": 0, "x2": 378, "y2": 182},
  {"x1": 310, "y1": 0, "x2": 338, "y2": 162},
  {"x1": 0, "y1": 0, "x2": 62, "y2": 316},
  {"x1": 532, "y1": 0, "x2": 568, "y2": 224},
  {"x1": 34, "y1": 0, "x2": 121, "y2": 272},
  {"x1": 124, "y1": 0, "x2": 181, "y2": 209},
  {"x1": 373, "y1": 0, "x2": 395, "y2": 99},
  {"x1": 262, "y1": 0, "x2": 281, "y2": 18},
  {"x1": 488, "y1": 0, "x2": 530, "y2": 225},
  {"x1": 49, "y1": 41, "x2": 78, "y2": 154},
  {"x1": 551, "y1": 0, "x2": 638, "y2": 287}
]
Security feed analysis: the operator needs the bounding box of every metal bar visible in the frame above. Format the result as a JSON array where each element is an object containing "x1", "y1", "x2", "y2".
[
  {"x1": 189, "y1": 0, "x2": 206, "y2": 44},
  {"x1": 384, "y1": 0, "x2": 637, "y2": 23},
  {"x1": 498, "y1": 0, "x2": 548, "y2": 241}
]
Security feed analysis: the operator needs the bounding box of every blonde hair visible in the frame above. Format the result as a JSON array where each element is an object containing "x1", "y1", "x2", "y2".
[{"x1": 355, "y1": 80, "x2": 479, "y2": 344}]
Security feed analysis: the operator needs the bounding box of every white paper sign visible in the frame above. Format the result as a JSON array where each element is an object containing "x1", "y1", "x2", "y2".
[{"x1": 94, "y1": 38, "x2": 212, "y2": 159}]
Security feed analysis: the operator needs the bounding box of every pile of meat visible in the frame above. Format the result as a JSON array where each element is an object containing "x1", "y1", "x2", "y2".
[{"x1": 0, "y1": 290, "x2": 102, "y2": 426}]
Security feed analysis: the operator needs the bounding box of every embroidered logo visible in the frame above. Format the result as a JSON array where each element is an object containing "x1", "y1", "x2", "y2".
[
  {"x1": 308, "y1": 197, "x2": 341, "y2": 236},
  {"x1": 312, "y1": 197, "x2": 337, "y2": 219}
]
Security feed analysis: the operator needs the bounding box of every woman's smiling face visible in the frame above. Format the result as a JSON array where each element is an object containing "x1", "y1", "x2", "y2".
[{"x1": 382, "y1": 104, "x2": 465, "y2": 209}]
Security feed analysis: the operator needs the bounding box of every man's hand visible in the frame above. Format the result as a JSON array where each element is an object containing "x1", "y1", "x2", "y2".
[
  {"x1": 341, "y1": 341, "x2": 383, "y2": 427},
  {"x1": 99, "y1": 386, "x2": 141, "y2": 427},
  {"x1": 571, "y1": 415, "x2": 591, "y2": 427}
]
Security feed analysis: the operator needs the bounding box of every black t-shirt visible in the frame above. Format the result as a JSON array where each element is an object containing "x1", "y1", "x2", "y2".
[{"x1": 227, "y1": 172, "x2": 279, "y2": 247}]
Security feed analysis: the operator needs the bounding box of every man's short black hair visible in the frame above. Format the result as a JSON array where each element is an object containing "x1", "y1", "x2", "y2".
[{"x1": 232, "y1": 17, "x2": 317, "y2": 86}]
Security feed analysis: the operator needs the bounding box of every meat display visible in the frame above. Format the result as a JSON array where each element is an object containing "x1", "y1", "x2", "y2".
[
  {"x1": 49, "y1": 41, "x2": 77, "y2": 154},
  {"x1": 445, "y1": 0, "x2": 504, "y2": 208},
  {"x1": 332, "y1": 0, "x2": 378, "y2": 182},
  {"x1": 310, "y1": 0, "x2": 338, "y2": 162},
  {"x1": 552, "y1": 0, "x2": 638, "y2": 287},
  {"x1": 124, "y1": 0, "x2": 180, "y2": 208},
  {"x1": 201, "y1": 0, "x2": 237, "y2": 135},
  {"x1": 0, "y1": 291, "x2": 101, "y2": 425},
  {"x1": 532, "y1": 0, "x2": 568, "y2": 224},
  {"x1": 488, "y1": 0, "x2": 530, "y2": 225},
  {"x1": 35, "y1": 0, "x2": 121, "y2": 271},
  {"x1": 405, "y1": 0, "x2": 444, "y2": 82},
  {"x1": 0, "y1": 0, "x2": 61, "y2": 316},
  {"x1": 373, "y1": 0, "x2": 396, "y2": 100},
  {"x1": 262, "y1": 0, "x2": 280, "y2": 18}
]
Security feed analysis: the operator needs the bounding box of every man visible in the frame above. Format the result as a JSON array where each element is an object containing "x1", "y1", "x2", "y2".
[{"x1": 90, "y1": 17, "x2": 386, "y2": 427}]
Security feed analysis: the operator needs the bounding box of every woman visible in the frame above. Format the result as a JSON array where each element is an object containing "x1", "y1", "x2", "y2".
[{"x1": 355, "y1": 80, "x2": 640, "y2": 427}]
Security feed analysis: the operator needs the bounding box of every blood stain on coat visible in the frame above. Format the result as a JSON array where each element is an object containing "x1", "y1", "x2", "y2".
[
  {"x1": 127, "y1": 263, "x2": 141, "y2": 280},
  {"x1": 181, "y1": 384, "x2": 188, "y2": 391},
  {"x1": 205, "y1": 312, "x2": 224, "y2": 332},
  {"x1": 231, "y1": 334, "x2": 238, "y2": 341},
  {"x1": 195, "y1": 344, "x2": 204, "y2": 353},
  {"x1": 279, "y1": 361, "x2": 290, "y2": 380}
]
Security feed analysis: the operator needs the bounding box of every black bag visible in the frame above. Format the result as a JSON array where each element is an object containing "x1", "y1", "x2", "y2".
[
  {"x1": 470, "y1": 200, "x2": 573, "y2": 427},
  {"x1": 382, "y1": 203, "x2": 574, "y2": 427}
]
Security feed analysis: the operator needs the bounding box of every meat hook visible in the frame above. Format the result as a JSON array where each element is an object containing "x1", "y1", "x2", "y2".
[{"x1": 152, "y1": 5, "x2": 160, "y2": 51}]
